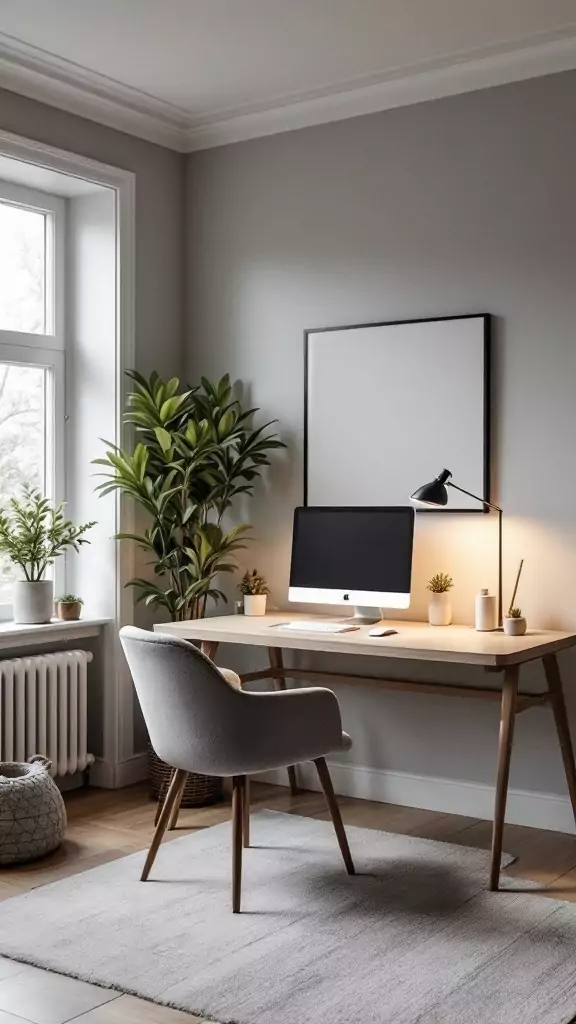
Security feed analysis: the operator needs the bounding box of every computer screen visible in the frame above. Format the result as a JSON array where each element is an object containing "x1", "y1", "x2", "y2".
[{"x1": 289, "y1": 506, "x2": 414, "y2": 609}]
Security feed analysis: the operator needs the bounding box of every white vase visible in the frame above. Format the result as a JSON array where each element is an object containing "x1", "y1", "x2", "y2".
[
  {"x1": 428, "y1": 592, "x2": 452, "y2": 626},
  {"x1": 243, "y1": 594, "x2": 267, "y2": 616},
  {"x1": 13, "y1": 579, "x2": 54, "y2": 624},
  {"x1": 504, "y1": 616, "x2": 527, "y2": 636}
]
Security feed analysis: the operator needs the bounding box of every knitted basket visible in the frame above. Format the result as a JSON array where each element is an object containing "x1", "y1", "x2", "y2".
[
  {"x1": 0, "y1": 756, "x2": 66, "y2": 865},
  {"x1": 148, "y1": 744, "x2": 223, "y2": 807}
]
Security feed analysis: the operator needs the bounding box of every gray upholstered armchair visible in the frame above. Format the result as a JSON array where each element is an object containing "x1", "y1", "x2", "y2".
[{"x1": 120, "y1": 626, "x2": 354, "y2": 912}]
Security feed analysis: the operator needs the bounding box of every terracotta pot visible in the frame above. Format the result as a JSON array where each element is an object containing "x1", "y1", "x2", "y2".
[{"x1": 57, "y1": 601, "x2": 82, "y2": 621}]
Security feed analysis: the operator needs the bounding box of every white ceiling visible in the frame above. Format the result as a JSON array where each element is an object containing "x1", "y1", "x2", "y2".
[{"x1": 0, "y1": 0, "x2": 575, "y2": 151}]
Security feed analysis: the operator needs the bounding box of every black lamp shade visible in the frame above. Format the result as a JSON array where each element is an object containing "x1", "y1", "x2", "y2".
[{"x1": 410, "y1": 469, "x2": 452, "y2": 507}]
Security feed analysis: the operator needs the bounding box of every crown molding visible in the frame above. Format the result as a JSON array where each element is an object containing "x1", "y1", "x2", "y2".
[
  {"x1": 0, "y1": 33, "x2": 190, "y2": 151},
  {"x1": 184, "y1": 31, "x2": 576, "y2": 150},
  {"x1": 0, "y1": 28, "x2": 575, "y2": 153}
]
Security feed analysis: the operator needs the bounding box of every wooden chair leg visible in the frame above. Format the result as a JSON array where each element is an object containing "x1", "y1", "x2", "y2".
[
  {"x1": 489, "y1": 666, "x2": 519, "y2": 891},
  {"x1": 141, "y1": 768, "x2": 187, "y2": 882},
  {"x1": 154, "y1": 768, "x2": 173, "y2": 826},
  {"x1": 313, "y1": 757, "x2": 355, "y2": 875},
  {"x1": 168, "y1": 772, "x2": 188, "y2": 830},
  {"x1": 243, "y1": 776, "x2": 251, "y2": 847},
  {"x1": 269, "y1": 647, "x2": 298, "y2": 795},
  {"x1": 232, "y1": 775, "x2": 245, "y2": 912},
  {"x1": 543, "y1": 654, "x2": 576, "y2": 824}
]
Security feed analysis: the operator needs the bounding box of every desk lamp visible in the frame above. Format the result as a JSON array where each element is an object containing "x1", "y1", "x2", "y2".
[{"x1": 410, "y1": 469, "x2": 503, "y2": 627}]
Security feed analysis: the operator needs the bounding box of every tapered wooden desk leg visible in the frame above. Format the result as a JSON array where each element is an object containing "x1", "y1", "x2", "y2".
[
  {"x1": 543, "y1": 654, "x2": 576, "y2": 825},
  {"x1": 269, "y1": 647, "x2": 298, "y2": 795},
  {"x1": 314, "y1": 757, "x2": 355, "y2": 875},
  {"x1": 489, "y1": 666, "x2": 519, "y2": 891},
  {"x1": 232, "y1": 775, "x2": 245, "y2": 912},
  {"x1": 142, "y1": 768, "x2": 187, "y2": 882},
  {"x1": 243, "y1": 776, "x2": 251, "y2": 847},
  {"x1": 201, "y1": 640, "x2": 219, "y2": 660}
]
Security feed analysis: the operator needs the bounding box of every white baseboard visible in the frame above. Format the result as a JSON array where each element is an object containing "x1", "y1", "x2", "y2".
[
  {"x1": 256, "y1": 761, "x2": 575, "y2": 834},
  {"x1": 89, "y1": 752, "x2": 148, "y2": 789}
]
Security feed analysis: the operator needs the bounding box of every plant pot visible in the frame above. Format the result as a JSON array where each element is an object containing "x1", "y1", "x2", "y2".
[
  {"x1": 12, "y1": 579, "x2": 54, "y2": 624},
  {"x1": 428, "y1": 592, "x2": 452, "y2": 627},
  {"x1": 244, "y1": 594, "x2": 267, "y2": 616},
  {"x1": 504, "y1": 616, "x2": 527, "y2": 636},
  {"x1": 57, "y1": 602, "x2": 82, "y2": 621}
]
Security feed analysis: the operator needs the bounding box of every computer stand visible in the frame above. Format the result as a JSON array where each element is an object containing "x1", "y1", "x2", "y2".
[{"x1": 342, "y1": 606, "x2": 382, "y2": 626}]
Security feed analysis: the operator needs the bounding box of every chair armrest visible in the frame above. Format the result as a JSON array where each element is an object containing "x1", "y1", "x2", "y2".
[{"x1": 234, "y1": 686, "x2": 345, "y2": 772}]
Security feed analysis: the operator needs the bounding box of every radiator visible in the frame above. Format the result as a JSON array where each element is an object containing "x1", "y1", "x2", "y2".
[{"x1": 0, "y1": 650, "x2": 95, "y2": 777}]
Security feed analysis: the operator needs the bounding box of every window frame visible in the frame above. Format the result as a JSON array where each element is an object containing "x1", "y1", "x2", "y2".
[{"x1": 0, "y1": 180, "x2": 66, "y2": 616}]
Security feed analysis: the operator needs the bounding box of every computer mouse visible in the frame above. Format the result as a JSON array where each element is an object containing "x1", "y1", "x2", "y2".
[{"x1": 368, "y1": 627, "x2": 398, "y2": 637}]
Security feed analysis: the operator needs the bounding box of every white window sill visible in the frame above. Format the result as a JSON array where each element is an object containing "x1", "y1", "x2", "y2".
[{"x1": 0, "y1": 617, "x2": 111, "y2": 651}]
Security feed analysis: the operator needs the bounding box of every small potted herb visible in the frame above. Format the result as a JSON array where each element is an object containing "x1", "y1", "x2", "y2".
[
  {"x1": 239, "y1": 569, "x2": 270, "y2": 616},
  {"x1": 504, "y1": 560, "x2": 526, "y2": 635},
  {"x1": 426, "y1": 572, "x2": 453, "y2": 626},
  {"x1": 56, "y1": 594, "x2": 84, "y2": 622}
]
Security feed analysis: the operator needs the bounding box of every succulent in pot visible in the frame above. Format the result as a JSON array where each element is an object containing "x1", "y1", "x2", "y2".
[
  {"x1": 239, "y1": 569, "x2": 270, "y2": 616},
  {"x1": 0, "y1": 489, "x2": 95, "y2": 624},
  {"x1": 56, "y1": 594, "x2": 84, "y2": 622},
  {"x1": 504, "y1": 606, "x2": 527, "y2": 636},
  {"x1": 426, "y1": 572, "x2": 454, "y2": 627}
]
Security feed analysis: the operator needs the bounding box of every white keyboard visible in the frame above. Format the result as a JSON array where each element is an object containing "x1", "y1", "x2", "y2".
[{"x1": 276, "y1": 620, "x2": 358, "y2": 634}]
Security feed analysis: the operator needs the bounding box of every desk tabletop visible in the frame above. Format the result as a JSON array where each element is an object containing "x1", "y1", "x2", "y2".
[{"x1": 155, "y1": 613, "x2": 576, "y2": 667}]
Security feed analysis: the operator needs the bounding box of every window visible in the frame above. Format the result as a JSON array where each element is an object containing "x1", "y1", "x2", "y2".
[{"x1": 0, "y1": 182, "x2": 64, "y2": 612}]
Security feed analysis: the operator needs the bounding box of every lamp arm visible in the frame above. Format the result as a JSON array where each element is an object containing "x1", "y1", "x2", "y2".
[
  {"x1": 447, "y1": 482, "x2": 503, "y2": 627},
  {"x1": 446, "y1": 481, "x2": 502, "y2": 514}
]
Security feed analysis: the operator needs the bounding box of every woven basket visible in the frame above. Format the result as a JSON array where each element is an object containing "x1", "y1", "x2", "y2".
[{"x1": 148, "y1": 744, "x2": 223, "y2": 807}]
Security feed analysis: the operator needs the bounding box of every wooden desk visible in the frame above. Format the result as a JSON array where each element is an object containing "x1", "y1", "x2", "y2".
[{"x1": 156, "y1": 613, "x2": 576, "y2": 890}]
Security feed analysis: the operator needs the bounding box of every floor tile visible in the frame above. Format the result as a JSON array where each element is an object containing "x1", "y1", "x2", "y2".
[
  {"x1": 0, "y1": 960, "x2": 28, "y2": 983},
  {"x1": 74, "y1": 993, "x2": 206, "y2": 1022},
  {"x1": 0, "y1": 964, "x2": 119, "y2": 1024}
]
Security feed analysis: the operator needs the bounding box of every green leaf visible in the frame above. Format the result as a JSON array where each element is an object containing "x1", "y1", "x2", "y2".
[{"x1": 154, "y1": 427, "x2": 172, "y2": 454}]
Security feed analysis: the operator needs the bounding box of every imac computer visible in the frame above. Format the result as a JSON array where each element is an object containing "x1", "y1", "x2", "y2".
[{"x1": 288, "y1": 506, "x2": 414, "y2": 625}]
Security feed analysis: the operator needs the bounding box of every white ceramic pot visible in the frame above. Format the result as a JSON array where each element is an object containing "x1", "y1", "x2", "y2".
[
  {"x1": 428, "y1": 592, "x2": 452, "y2": 627},
  {"x1": 243, "y1": 594, "x2": 267, "y2": 616},
  {"x1": 12, "y1": 579, "x2": 54, "y2": 624},
  {"x1": 504, "y1": 616, "x2": 527, "y2": 636}
]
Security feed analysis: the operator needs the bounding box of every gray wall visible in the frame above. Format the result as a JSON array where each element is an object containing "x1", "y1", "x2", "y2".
[
  {"x1": 185, "y1": 71, "x2": 576, "y2": 802},
  {"x1": 0, "y1": 87, "x2": 186, "y2": 377}
]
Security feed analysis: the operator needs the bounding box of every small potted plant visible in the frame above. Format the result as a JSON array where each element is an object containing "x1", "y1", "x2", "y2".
[
  {"x1": 504, "y1": 606, "x2": 527, "y2": 636},
  {"x1": 56, "y1": 594, "x2": 84, "y2": 621},
  {"x1": 427, "y1": 572, "x2": 454, "y2": 626},
  {"x1": 239, "y1": 569, "x2": 270, "y2": 616},
  {"x1": 504, "y1": 560, "x2": 526, "y2": 635},
  {"x1": 0, "y1": 488, "x2": 95, "y2": 624}
]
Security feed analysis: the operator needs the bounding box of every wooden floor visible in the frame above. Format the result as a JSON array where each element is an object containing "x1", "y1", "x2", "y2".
[{"x1": 1, "y1": 780, "x2": 576, "y2": 1023}]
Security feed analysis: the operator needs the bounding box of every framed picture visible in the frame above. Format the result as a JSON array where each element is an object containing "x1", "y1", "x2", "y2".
[{"x1": 304, "y1": 313, "x2": 490, "y2": 512}]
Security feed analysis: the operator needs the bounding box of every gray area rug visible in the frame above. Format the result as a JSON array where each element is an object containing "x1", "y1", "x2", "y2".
[{"x1": 0, "y1": 810, "x2": 575, "y2": 1024}]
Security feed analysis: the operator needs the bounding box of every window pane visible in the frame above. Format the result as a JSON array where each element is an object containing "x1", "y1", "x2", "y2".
[
  {"x1": 0, "y1": 363, "x2": 47, "y2": 601},
  {"x1": 0, "y1": 202, "x2": 46, "y2": 334}
]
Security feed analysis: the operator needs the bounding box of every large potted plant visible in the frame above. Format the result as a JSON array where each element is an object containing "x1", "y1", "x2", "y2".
[
  {"x1": 0, "y1": 489, "x2": 95, "y2": 624},
  {"x1": 95, "y1": 370, "x2": 284, "y2": 804}
]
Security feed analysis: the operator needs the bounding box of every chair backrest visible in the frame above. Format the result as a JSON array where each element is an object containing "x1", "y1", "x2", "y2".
[{"x1": 119, "y1": 626, "x2": 242, "y2": 774}]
